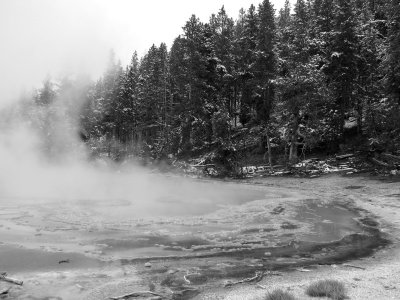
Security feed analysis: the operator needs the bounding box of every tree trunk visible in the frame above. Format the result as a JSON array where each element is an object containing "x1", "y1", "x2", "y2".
[
  {"x1": 234, "y1": 83, "x2": 237, "y2": 128},
  {"x1": 289, "y1": 114, "x2": 299, "y2": 163},
  {"x1": 265, "y1": 132, "x2": 273, "y2": 170},
  {"x1": 289, "y1": 138, "x2": 298, "y2": 163}
]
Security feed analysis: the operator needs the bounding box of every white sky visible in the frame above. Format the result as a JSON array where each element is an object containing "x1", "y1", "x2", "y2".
[{"x1": 0, "y1": 0, "x2": 286, "y2": 106}]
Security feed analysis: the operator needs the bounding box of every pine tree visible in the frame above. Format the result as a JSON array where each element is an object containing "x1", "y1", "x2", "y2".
[
  {"x1": 124, "y1": 51, "x2": 140, "y2": 146},
  {"x1": 210, "y1": 6, "x2": 236, "y2": 127},
  {"x1": 324, "y1": 0, "x2": 359, "y2": 139},
  {"x1": 237, "y1": 4, "x2": 259, "y2": 125},
  {"x1": 385, "y1": 0, "x2": 400, "y2": 105},
  {"x1": 169, "y1": 15, "x2": 219, "y2": 152},
  {"x1": 276, "y1": 0, "x2": 292, "y2": 78},
  {"x1": 313, "y1": 0, "x2": 334, "y2": 33},
  {"x1": 255, "y1": 0, "x2": 277, "y2": 125},
  {"x1": 278, "y1": 0, "x2": 291, "y2": 29},
  {"x1": 276, "y1": 0, "x2": 330, "y2": 163},
  {"x1": 355, "y1": 2, "x2": 383, "y2": 135},
  {"x1": 25, "y1": 0, "x2": 400, "y2": 162},
  {"x1": 35, "y1": 78, "x2": 57, "y2": 106}
]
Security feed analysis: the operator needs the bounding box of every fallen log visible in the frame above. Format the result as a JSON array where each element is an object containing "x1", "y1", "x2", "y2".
[
  {"x1": 342, "y1": 263, "x2": 366, "y2": 270},
  {"x1": 272, "y1": 165, "x2": 284, "y2": 169},
  {"x1": 256, "y1": 284, "x2": 267, "y2": 289},
  {"x1": 224, "y1": 271, "x2": 264, "y2": 287},
  {"x1": 224, "y1": 271, "x2": 282, "y2": 288},
  {"x1": 336, "y1": 154, "x2": 354, "y2": 160},
  {"x1": 0, "y1": 274, "x2": 23, "y2": 286},
  {"x1": 371, "y1": 158, "x2": 390, "y2": 167},
  {"x1": 382, "y1": 153, "x2": 400, "y2": 163},
  {"x1": 190, "y1": 164, "x2": 216, "y2": 168},
  {"x1": 110, "y1": 291, "x2": 163, "y2": 299},
  {"x1": 294, "y1": 268, "x2": 311, "y2": 272}
]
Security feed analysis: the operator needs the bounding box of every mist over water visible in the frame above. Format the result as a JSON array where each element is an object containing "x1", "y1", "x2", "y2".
[
  {"x1": 0, "y1": 0, "x2": 287, "y2": 210},
  {"x1": 0, "y1": 92, "x2": 244, "y2": 212},
  {"x1": 0, "y1": 82, "x2": 148, "y2": 204}
]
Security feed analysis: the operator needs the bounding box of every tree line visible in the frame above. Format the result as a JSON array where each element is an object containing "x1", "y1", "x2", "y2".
[{"x1": 12, "y1": 0, "x2": 400, "y2": 164}]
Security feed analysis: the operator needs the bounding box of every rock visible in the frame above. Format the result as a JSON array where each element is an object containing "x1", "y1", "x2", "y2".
[
  {"x1": 144, "y1": 262, "x2": 152, "y2": 268},
  {"x1": 281, "y1": 222, "x2": 299, "y2": 230},
  {"x1": 264, "y1": 252, "x2": 272, "y2": 256},
  {"x1": 359, "y1": 217, "x2": 379, "y2": 227},
  {"x1": 271, "y1": 206, "x2": 285, "y2": 215}
]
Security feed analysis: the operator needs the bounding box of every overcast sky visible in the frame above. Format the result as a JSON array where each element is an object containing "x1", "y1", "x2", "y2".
[{"x1": 0, "y1": 0, "x2": 286, "y2": 106}]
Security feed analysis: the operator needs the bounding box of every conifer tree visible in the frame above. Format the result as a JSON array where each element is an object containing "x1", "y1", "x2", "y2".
[
  {"x1": 255, "y1": 0, "x2": 277, "y2": 124},
  {"x1": 237, "y1": 4, "x2": 259, "y2": 125},
  {"x1": 325, "y1": 0, "x2": 359, "y2": 138},
  {"x1": 385, "y1": 0, "x2": 400, "y2": 105}
]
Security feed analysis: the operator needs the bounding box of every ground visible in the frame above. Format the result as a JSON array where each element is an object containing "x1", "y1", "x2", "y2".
[
  {"x1": 0, "y1": 173, "x2": 399, "y2": 300},
  {"x1": 197, "y1": 175, "x2": 400, "y2": 299}
]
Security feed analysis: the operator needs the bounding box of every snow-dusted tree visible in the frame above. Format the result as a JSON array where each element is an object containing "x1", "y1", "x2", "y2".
[
  {"x1": 254, "y1": 0, "x2": 277, "y2": 125},
  {"x1": 324, "y1": 0, "x2": 359, "y2": 138}
]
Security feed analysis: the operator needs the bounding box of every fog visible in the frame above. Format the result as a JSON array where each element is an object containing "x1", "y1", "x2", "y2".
[
  {"x1": 0, "y1": 0, "x2": 285, "y2": 107},
  {"x1": 0, "y1": 81, "x2": 243, "y2": 211},
  {"x1": 0, "y1": 0, "x2": 285, "y2": 206},
  {"x1": 0, "y1": 113, "x2": 256, "y2": 219}
]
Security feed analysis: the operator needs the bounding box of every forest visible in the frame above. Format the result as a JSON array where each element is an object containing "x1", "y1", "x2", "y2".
[{"x1": 5, "y1": 0, "x2": 400, "y2": 172}]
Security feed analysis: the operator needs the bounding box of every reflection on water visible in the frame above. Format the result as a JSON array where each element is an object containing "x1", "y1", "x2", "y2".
[
  {"x1": 0, "y1": 245, "x2": 102, "y2": 273},
  {"x1": 95, "y1": 199, "x2": 366, "y2": 259},
  {"x1": 86, "y1": 181, "x2": 267, "y2": 219},
  {"x1": 296, "y1": 201, "x2": 363, "y2": 242}
]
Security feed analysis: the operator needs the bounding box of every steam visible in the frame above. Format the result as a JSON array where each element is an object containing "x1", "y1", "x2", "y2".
[
  {"x1": 0, "y1": 81, "x2": 211, "y2": 210},
  {"x1": 0, "y1": 0, "x2": 287, "y2": 208},
  {"x1": 3, "y1": 91, "x2": 133, "y2": 204}
]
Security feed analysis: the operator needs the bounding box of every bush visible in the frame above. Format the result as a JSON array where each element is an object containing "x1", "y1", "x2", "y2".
[
  {"x1": 306, "y1": 279, "x2": 346, "y2": 300},
  {"x1": 265, "y1": 289, "x2": 296, "y2": 300}
]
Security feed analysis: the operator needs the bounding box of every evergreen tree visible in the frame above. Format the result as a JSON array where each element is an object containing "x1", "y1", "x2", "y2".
[
  {"x1": 237, "y1": 4, "x2": 259, "y2": 125},
  {"x1": 254, "y1": 0, "x2": 277, "y2": 124},
  {"x1": 276, "y1": 0, "x2": 330, "y2": 162},
  {"x1": 278, "y1": 0, "x2": 291, "y2": 29},
  {"x1": 35, "y1": 78, "x2": 57, "y2": 106},
  {"x1": 325, "y1": 0, "x2": 359, "y2": 138},
  {"x1": 210, "y1": 6, "x2": 236, "y2": 126},
  {"x1": 385, "y1": 0, "x2": 400, "y2": 105},
  {"x1": 355, "y1": 2, "x2": 383, "y2": 135},
  {"x1": 20, "y1": 0, "x2": 400, "y2": 163}
]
